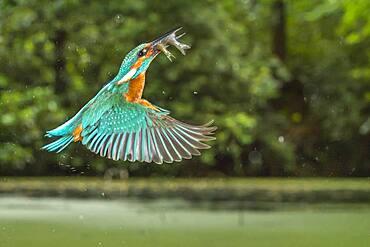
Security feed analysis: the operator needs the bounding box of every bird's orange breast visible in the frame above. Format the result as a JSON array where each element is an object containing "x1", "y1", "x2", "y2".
[{"x1": 125, "y1": 73, "x2": 145, "y2": 102}]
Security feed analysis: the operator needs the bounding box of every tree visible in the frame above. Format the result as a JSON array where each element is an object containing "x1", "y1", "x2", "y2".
[{"x1": 0, "y1": 0, "x2": 368, "y2": 177}]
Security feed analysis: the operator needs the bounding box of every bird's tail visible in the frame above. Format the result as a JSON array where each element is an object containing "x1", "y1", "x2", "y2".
[
  {"x1": 41, "y1": 135, "x2": 74, "y2": 153},
  {"x1": 42, "y1": 110, "x2": 83, "y2": 153}
]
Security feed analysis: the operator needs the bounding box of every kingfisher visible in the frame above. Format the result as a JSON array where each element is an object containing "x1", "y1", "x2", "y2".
[{"x1": 42, "y1": 28, "x2": 216, "y2": 164}]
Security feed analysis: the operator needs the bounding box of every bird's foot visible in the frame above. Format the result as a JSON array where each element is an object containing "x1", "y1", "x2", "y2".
[{"x1": 72, "y1": 124, "x2": 83, "y2": 142}]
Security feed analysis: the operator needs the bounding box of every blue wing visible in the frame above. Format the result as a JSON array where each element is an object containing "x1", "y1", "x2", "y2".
[{"x1": 80, "y1": 94, "x2": 216, "y2": 164}]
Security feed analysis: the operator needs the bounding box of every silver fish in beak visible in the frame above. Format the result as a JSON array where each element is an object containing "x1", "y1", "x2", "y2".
[{"x1": 152, "y1": 27, "x2": 191, "y2": 61}]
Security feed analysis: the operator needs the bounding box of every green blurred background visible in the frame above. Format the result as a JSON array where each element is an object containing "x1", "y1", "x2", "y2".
[
  {"x1": 0, "y1": 1, "x2": 370, "y2": 246},
  {"x1": 0, "y1": 0, "x2": 369, "y2": 177}
]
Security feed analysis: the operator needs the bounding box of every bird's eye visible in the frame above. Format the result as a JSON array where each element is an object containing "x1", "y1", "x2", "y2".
[{"x1": 138, "y1": 48, "x2": 147, "y2": 57}]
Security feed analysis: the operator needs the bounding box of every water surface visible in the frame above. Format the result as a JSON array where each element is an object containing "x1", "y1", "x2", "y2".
[{"x1": 0, "y1": 197, "x2": 369, "y2": 247}]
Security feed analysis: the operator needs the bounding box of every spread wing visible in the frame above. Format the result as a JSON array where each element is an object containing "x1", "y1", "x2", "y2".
[{"x1": 80, "y1": 94, "x2": 216, "y2": 164}]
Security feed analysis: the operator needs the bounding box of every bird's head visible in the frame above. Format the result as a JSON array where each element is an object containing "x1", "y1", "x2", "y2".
[{"x1": 115, "y1": 27, "x2": 190, "y2": 84}]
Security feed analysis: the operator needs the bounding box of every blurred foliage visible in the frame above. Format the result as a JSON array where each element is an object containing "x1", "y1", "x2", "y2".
[{"x1": 0, "y1": 0, "x2": 368, "y2": 176}]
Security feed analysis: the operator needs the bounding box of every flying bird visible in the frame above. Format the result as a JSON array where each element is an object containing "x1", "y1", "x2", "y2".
[{"x1": 42, "y1": 28, "x2": 216, "y2": 164}]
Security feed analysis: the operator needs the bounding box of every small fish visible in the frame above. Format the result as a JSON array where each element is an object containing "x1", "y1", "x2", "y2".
[
  {"x1": 153, "y1": 27, "x2": 191, "y2": 61},
  {"x1": 157, "y1": 44, "x2": 175, "y2": 61}
]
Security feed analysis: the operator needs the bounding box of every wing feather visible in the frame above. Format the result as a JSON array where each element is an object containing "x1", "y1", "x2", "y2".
[
  {"x1": 98, "y1": 135, "x2": 110, "y2": 156},
  {"x1": 107, "y1": 134, "x2": 117, "y2": 159},
  {"x1": 149, "y1": 128, "x2": 163, "y2": 164},
  {"x1": 116, "y1": 132, "x2": 127, "y2": 160},
  {"x1": 82, "y1": 127, "x2": 98, "y2": 145},
  {"x1": 160, "y1": 128, "x2": 182, "y2": 162},
  {"x1": 81, "y1": 98, "x2": 215, "y2": 163},
  {"x1": 91, "y1": 133, "x2": 105, "y2": 153},
  {"x1": 123, "y1": 132, "x2": 132, "y2": 161},
  {"x1": 112, "y1": 133, "x2": 123, "y2": 161},
  {"x1": 156, "y1": 130, "x2": 171, "y2": 163},
  {"x1": 163, "y1": 128, "x2": 192, "y2": 159},
  {"x1": 145, "y1": 128, "x2": 153, "y2": 163},
  {"x1": 119, "y1": 133, "x2": 129, "y2": 160},
  {"x1": 171, "y1": 128, "x2": 201, "y2": 155},
  {"x1": 88, "y1": 134, "x2": 98, "y2": 151}
]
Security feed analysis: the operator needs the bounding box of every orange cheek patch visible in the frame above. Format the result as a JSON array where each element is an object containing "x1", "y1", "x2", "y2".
[
  {"x1": 145, "y1": 49, "x2": 154, "y2": 58},
  {"x1": 131, "y1": 57, "x2": 144, "y2": 69}
]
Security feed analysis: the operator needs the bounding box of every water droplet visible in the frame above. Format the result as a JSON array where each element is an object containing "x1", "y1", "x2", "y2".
[
  {"x1": 114, "y1": 14, "x2": 123, "y2": 24},
  {"x1": 278, "y1": 136, "x2": 284, "y2": 143}
]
